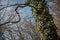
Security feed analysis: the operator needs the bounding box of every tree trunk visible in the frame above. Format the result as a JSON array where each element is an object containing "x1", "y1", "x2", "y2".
[
  {"x1": 52, "y1": 0, "x2": 60, "y2": 38},
  {"x1": 30, "y1": 0, "x2": 60, "y2": 40}
]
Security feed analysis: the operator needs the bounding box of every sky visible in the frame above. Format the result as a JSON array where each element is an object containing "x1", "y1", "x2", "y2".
[{"x1": 47, "y1": 0, "x2": 54, "y2": 14}]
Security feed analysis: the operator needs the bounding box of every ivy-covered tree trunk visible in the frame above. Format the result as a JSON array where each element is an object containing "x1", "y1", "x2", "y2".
[{"x1": 26, "y1": 0, "x2": 60, "y2": 40}]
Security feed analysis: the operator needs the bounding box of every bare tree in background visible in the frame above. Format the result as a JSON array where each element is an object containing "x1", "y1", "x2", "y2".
[
  {"x1": 1, "y1": 0, "x2": 60, "y2": 40},
  {"x1": 0, "y1": 0, "x2": 36, "y2": 40}
]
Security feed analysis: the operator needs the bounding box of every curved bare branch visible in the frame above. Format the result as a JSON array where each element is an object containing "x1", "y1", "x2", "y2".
[
  {"x1": 0, "y1": 4, "x2": 37, "y2": 11},
  {"x1": 0, "y1": 6, "x2": 21, "y2": 26},
  {"x1": 0, "y1": 3, "x2": 38, "y2": 26}
]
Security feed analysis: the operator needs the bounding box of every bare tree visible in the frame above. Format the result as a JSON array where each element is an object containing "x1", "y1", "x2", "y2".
[{"x1": 0, "y1": 0, "x2": 36, "y2": 40}]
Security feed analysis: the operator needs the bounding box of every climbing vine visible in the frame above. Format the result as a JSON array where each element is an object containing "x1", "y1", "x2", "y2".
[
  {"x1": 26, "y1": 0, "x2": 60, "y2": 40},
  {"x1": 0, "y1": 0, "x2": 60, "y2": 40}
]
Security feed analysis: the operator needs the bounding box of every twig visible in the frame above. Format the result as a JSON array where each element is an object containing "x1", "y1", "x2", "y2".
[
  {"x1": 0, "y1": 6, "x2": 21, "y2": 26},
  {"x1": 0, "y1": 4, "x2": 37, "y2": 11}
]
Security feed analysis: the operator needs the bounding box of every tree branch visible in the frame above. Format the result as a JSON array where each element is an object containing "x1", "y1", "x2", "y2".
[
  {"x1": 0, "y1": 5, "x2": 21, "y2": 26},
  {"x1": 0, "y1": 4, "x2": 38, "y2": 26},
  {"x1": 0, "y1": 4, "x2": 37, "y2": 11}
]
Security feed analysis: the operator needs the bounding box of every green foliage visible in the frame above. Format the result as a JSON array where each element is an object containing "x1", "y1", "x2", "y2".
[{"x1": 26, "y1": 0, "x2": 59, "y2": 40}]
